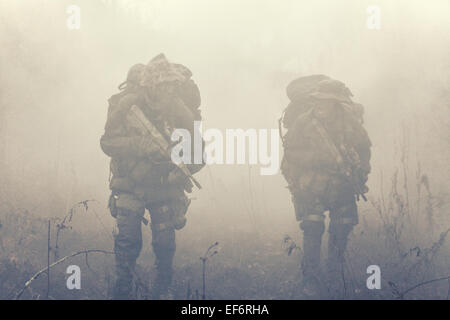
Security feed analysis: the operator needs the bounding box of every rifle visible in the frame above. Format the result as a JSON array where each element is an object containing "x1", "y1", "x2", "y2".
[
  {"x1": 278, "y1": 116, "x2": 285, "y2": 146},
  {"x1": 311, "y1": 118, "x2": 367, "y2": 201},
  {"x1": 278, "y1": 109, "x2": 287, "y2": 146},
  {"x1": 127, "y1": 104, "x2": 202, "y2": 190}
]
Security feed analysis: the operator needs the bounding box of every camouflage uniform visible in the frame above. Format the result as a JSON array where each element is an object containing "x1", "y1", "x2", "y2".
[
  {"x1": 280, "y1": 76, "x2": 371, "y2": 295},
  {"x1": 100, "y1": 54, "x2": 204, "y2": 299}
]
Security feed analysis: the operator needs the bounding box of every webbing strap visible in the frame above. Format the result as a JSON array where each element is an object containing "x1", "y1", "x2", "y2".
[{"x1": 303, "y1": 214, "x2": 325, "y2": 222}]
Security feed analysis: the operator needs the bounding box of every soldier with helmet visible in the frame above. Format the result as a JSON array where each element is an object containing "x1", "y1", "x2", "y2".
[
  {"x1": 100, "y1": 54, "x2": 204, "y2": 299},
  {"x1": 280, "y1": 75, "x2": 371, "y2": 297}
]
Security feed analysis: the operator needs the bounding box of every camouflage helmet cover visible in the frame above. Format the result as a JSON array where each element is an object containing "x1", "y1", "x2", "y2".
[
  {"x1": 286, "y1": 74, "x2": 331, "y2": 102},
  {"x1": 309, "y1": 79, "x2": 353, "y2": 103},
  {"x1": 118, "y1": 63, "x2": 146, "y2": 90},
  {"x1": 140, "y1": 53, "x2": 191, "y2": 88}
]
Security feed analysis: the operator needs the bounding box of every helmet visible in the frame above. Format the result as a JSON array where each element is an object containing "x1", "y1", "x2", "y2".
[
  {"x1": 309, "y1": 79, "x2": 353, "y2": 103},
  {"x1": 118, "y1": 63, "x2": 145, "y2": 90},
  {"x1": 286, "y1": 74, "x2": 331, "y2": 102},
  {"x1": 140, "y1": 53, "x2": 188, "y2": 88}
]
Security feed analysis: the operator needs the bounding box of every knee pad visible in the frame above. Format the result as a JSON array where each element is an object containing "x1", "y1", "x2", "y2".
[
  {"x1": 291, "y1": 192, "x2": 325, "y2": 222},
  {"x1": 329, "y1": 202, "x2": 357, "y2": 236},
  {"x1": 150, "y1": 197, "x2": 190, "y2": 231},
  {"x1": 114, "y1": 238, "x2": 142, "y2": 262},
  {"x1": 300, "y1": 219, "x2": 325, "y2": 236},
  {"x1": 330, "y1": 201, "x2": 358, "y2": 225},
  {"x1": 150, "y1": 205, "x2": 175, "y2": 232}
]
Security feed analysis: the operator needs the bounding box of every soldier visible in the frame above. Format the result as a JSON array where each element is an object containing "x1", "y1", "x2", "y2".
[
  {"x1": 100, "y1": 54, "x2": 204, "y2": 299},
  {"x1": 280, "y1": 75, "x2": 371, "y2": 297}
]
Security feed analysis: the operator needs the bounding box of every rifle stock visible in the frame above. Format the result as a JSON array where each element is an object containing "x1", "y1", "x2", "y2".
[
  {"x1": 127, "y1": 104, "x2": 202, "y2": 190},
  {"x1": 311, "y1": 118, "x2": 367, "y2": 202}
]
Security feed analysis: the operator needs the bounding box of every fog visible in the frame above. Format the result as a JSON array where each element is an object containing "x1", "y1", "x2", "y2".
[{"x1": 0, "y1": 0, "x2": 449, "y2": 299}]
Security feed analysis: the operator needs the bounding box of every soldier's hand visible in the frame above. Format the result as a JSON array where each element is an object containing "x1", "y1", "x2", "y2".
[
  {"x1": 184, "y1": 181, "x2": 194, "y2": 193},
  {"x1": 168, "y1": 169, "x2": 194, "y2": 193},
  {"x1": 139, "y1": 134, "x2": 159, "y2": 156},
  {"x1": 361, "y1": 184, "x2": 369, "y2": 194},
  {"x1": 168, "y1": 169, "x2": 183, "y2": 184}
]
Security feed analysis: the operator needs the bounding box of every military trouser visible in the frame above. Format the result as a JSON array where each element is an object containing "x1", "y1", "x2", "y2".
[
  {"x1": 327, "y1": 203, "x2": 356, "y2": 277},
  {"x1": 110, "y1": 192, "x2": 189, "y2": 299},
  {"x1": 292, "y1": 186, "x2": 358, "y2": 285}
]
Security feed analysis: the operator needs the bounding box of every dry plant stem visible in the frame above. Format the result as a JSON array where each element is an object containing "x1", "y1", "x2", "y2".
[
  {"x1": 46, "y1": 220, "x2": 50, "y2": 299},
  {"x1": 54, "y1": 199, "x2": 96, "y2": 259},
  {"x1": 398, "y1": 275, "x2": 450, "y2": 299},
  {"x1": 200, "y1": 242, "x2": 219, "y2": 300},
  {"x1": 186, "y1": 281, "x2": 191, "y2": 300},
  {"x1": 447, "y1": 280, "x2": 450, "y2": 300},
  {"x1": 202, "y1": 259, "x2": 206, "y2": 300},
  {"x1": 14, "y1": 249, "x2": 114, "y2": 300}
]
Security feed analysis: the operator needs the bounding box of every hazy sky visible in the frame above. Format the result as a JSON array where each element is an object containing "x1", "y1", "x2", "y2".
[{"x1": 0, "y1": 0, "x2": 448, "y2": 228}]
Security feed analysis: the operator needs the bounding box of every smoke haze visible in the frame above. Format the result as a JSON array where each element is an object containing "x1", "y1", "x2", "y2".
[{"x1": 0, "y1": 0, "x2": 448, "y2": 299}]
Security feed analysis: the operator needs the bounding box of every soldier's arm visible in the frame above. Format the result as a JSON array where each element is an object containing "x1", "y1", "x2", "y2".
[
  {"x1": 100, "y1": 130, "x2": 150, "y2": 159},
  {"x1": 186, "y1": 138, "x2": 206, "y2": 174},
  {"x1": 179, "y1": 79, "x2": 201, "y2": 111},
  {"x1": 170, "y1": 98, "x2": 206, "y2": 174},
  {"x1": 284, "y1": 138, "x2": 315, "y2": 166},
  {"x1": 353, "y1": 124, "x2": 372, "y2": 176},
  {"x1": 284, "y1": 138, "x2": 337, "y2": 171},
  {"x1": 284, "y1": 116, "x2": 338, "y2": 170},
  {"x1": 100, "y1": 94, "x2": 160, "y2": 159},
  {"x1": 347, "y1": 122, "x2": 371, "y2": 187}
]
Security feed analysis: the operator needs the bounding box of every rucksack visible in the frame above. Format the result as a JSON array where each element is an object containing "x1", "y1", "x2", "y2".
[
  {"x1": 279, "y1": 75, "x2": 365, "y2": 141},
  {"x1": 281, "y1": 75, "x2": 331, "y2": 130}
]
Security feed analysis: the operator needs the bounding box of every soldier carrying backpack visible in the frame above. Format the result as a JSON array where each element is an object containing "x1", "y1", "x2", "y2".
[
  {"x1": 100, "y1": 54, "x2": 205, "y2": 299},
  {"x1": 279, "y1": 75, "x2": 371, "y2": 297}
]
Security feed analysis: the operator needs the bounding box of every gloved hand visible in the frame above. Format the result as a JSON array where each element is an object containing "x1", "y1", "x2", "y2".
[
  {"x1": 108, "y1": 194, "x2": 119, "y2": 218},
  {"x1": 167, "y1": 169, "x2": 194, "y2": 193},
  {"x1": 361, "y1": 184, "x2": 369, "y2": 194},
  {"x1": 138, "y1": 134, "x2": 160, "y2": 157}
]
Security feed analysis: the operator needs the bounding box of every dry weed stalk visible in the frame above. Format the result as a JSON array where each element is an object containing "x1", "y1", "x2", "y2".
[
  {"x1": 200, "y1": 241, "x2": 219, "y2": 300},
  {"x1": 14, "y1": 249, "x2": 114, "y2": 300}
]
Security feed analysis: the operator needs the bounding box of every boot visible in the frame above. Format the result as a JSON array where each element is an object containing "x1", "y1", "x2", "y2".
[
  {"x1": 113, "y1": 257, "x2": 136, "y2": 300},
  {"x1": 327, "y1": 222, "x2": 352, "y2": 296},
  {"x1": 151, "y1": 262, "x2": 174, "y2": 299},
  {"x1": 151, "y1": 228, "x2": 176, "y2": 299},
  {"x1": 299, "y1": 220, "x2": 325, "y2": 298},
  {"x1": 112, "y1": 208, "x2": 143, "y2": 300}
]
